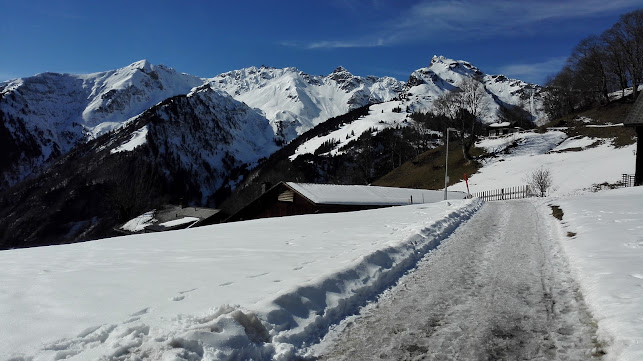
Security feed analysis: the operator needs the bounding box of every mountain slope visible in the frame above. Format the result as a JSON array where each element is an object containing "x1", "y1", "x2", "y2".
[
  {"x1": 208, "y1": 65, "x2": 404, "y2": 143},
  {"x1": 0, "y1": 60, "x2": 204, "y2": 188},
  {"x1": 0, "y1": 85, "x2": 277, "y2": 249},
  {"x1": 142, "y1": 84, "x2": 279, "y2": 202},
  {"x1": 283, "y1": 56, "x2": 546, "y2": 160},
  {"x1": 405, "y1": 55, "x2": 544, "y2": 123},
  {"x1": 0, "y1": 56, "x2": 546, "y2": 189}
]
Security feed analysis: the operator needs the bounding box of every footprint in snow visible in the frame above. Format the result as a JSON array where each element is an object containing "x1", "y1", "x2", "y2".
[
  {"x1": 631, "y1": 273, "x2": 643, "y2": 280},
  {"x1": 130, "y1": 307, "x2": 150, "y2": 317},
  {"x1": 170, "y1": 295, "x2": 185, "y2": 302},
  {"x1": 178, "y1": 288, "x2": 198, "y2": 294},
  {"x1": 247, "y1": 272, "x2": 270, "y2": 278},
  {"x1": 219, "y1": 282, "x2": 233, "y2": 286}
]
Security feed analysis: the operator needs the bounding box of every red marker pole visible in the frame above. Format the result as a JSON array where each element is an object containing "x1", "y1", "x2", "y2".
[{"x1": 464, "y1": 173, "x2": 470, "y2": 198}]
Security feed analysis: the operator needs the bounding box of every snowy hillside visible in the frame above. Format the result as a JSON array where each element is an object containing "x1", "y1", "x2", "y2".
[
  {"x1": 406, "y1": 55, "x2": 544, "y2": 123},
  {"x1": 139, "y1": 85, "x2": 279, "y2": 202},
  {"x1": 287, "y1": 56, "x2": 546, "y2": 159},
  {"x1": 0, "y1": 60, "x2": 203, "y2": 187},
  {"x1": 0, "y1": 84, "x2": 278, "y2": 249},
  {"x1": 0, "y1": 198, "x2": 482, "y2": 360},
  {"x1": 1, "y1": 122, "x2": 641, "y2": 360},
  {"x1": 208, "y1": 66, "x2": 404, "y2": 143},
  {"x1": 449, "y1": 129, "x2": 635, "y2": 195}
]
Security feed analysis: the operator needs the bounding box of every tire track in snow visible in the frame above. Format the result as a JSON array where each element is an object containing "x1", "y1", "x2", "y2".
[{"x1": 312, "y1": 200, "x2": 603, "y2": 360}]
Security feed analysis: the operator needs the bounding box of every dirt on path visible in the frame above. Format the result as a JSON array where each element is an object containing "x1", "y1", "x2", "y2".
[{"x1": 311, "y1": 200, "x2": 604, "y2": 361}]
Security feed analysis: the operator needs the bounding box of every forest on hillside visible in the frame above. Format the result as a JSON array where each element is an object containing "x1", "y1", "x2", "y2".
[{"x1": 544, "y1": 9, "x2": 643, "y2": 118}]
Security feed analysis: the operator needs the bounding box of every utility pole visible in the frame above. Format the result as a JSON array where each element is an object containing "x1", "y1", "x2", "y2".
[{"x1": 444, "y1": 128, "x2": 457, "y2": 200}]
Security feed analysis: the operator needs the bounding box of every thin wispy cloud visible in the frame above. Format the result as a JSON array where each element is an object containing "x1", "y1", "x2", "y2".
[
  {"x1": 287, "y1": 0, "x2": 642, "y2": 49},
  {"x1": 307, "y1": 38, "x2": 387, "y2": 49},
  {"x1": 498, "y1": 56, "x2": 568, "y2": 84}
]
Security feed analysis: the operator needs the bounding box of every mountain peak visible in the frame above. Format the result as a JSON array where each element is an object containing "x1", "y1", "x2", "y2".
[
  {"x1": 129, "y1": 59, "x2": 153, "y2": 72},
  {"x1": 332, "y1": 66, "x2": 349, "y2": 74},
  {"x1": 430, "y1": 55, "x2": 449, "y2": 64}
]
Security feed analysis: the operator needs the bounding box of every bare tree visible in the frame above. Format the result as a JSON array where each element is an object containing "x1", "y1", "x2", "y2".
[
  {"x1": 602, "y1": 27, "x2": 630, "y2": 98},
  {"x1": 543, "y1": 9, "x2": 643, "y2": 117},
  {"x1": 525, "y1": 167, "x2": 554, "y2": 197},
  {"x1": 567, "y1": 35, "x2": 610, "y2": 104},
  {"x1": 601, "y1": 10, "x2": 643, "y2": 99},
  {"x1": 433, "y1": 77, "x2": 490, "y2": 162}
]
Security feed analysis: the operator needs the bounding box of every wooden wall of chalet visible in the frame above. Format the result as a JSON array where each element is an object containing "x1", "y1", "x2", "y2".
[
  {"x1": 227, "y1": 183, "x2": 387, "y2": 222},
  {"x1": 636, "y1": 127, "x2": 642, "y2": 186}
]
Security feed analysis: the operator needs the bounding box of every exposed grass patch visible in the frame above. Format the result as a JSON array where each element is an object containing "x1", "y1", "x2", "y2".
[
  {"x1": 588, "y1": 181, "x2": 623, "y2": 192},
  {"x1": 538, "y1": 101, "x2": 637, "y2": 148},
  {"x1": 373, "y1": 142, "x2": 485, "y2": 190},
  {"x1": 568, "y1": 124, "x2": 635, "y2": 148},
  {"x1": 550, "y1": 205, "x2": 564, "y2": 221}
]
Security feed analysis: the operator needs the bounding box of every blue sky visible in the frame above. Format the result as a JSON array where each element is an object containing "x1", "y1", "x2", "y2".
[{"x1": 1, "y1": 0, "x2": 641, "y2": 85}]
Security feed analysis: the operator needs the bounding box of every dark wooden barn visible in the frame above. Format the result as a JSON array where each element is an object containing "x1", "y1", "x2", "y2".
[
  {"x1": 487, "y1": 122, "x2": 521, "y2": 137},
  {"x1": 227, "y1": 182, "x2": 466, "y2": 222},
  {"x1": 624, "y1": 93, "x2": 643, "y2": 186}
]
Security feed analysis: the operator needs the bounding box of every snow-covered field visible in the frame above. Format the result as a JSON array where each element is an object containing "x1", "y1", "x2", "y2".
[
  {"x1": 0, "y1": 199, "x2": 481, "y2": 360},
  {"x1": 450, "y1": 130, "x2": 636, "y2": 196},
  {"x1": 1, "y1": 127, "x2": 641, "y2": 360},
  {"x1": 548, "y1": 187, "x2": 643, "y2": 361}
]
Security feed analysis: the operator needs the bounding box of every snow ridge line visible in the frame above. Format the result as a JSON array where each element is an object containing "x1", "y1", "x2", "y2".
[{"x1": 267, "y1": 199, "x2": 484, "y2": 359}]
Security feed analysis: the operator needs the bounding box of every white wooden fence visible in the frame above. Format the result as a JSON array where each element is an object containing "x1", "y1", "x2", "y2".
[{"x1": 473, "y1": 185, "x2": 532, "y2": 201}]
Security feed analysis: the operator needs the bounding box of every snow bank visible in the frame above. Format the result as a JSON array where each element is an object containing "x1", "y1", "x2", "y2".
[
  {"x1": 549, "y1": 187, "x2": 643, "y2": 361},
  {"x1": 0, "y1": 199, "x2": 481, "y2": 360}
]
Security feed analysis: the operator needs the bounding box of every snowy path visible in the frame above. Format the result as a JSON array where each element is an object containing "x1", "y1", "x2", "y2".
[{"x1": 312, "y1": 200, "x2": 603, "y2": 360}]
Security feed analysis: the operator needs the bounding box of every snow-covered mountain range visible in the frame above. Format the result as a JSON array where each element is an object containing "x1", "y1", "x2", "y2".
[
  {"x1": 406, "y1": 55, "x2": 543, "y2": 120},
  {"x1": 0, "y1": 56, "x2": 546, "y2": 190},
  {"x1": 208, "y1": 65, "x2": 404, "y2": 143},
  {"x1": 0, "y1": 60, "x2": 203, "y2": 187}
]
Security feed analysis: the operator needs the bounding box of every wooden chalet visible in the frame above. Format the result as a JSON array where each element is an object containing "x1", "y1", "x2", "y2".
[
  {"x1": 487, "y1": 122, "x2": 521, "y2": 137},
  {"x1": 227, "y1": 182, "x2": 466, "y2": 222},
  {"x1": 624, "y1": 93, "x2": 643, "y2": 186}
]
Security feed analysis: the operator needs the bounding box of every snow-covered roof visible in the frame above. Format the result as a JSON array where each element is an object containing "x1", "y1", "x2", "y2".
[
  {"x1": 624, "y1": 93, "x2": 643, "y2": 126},
  {"x1": 286, "y1": 182, "x2": 466, "y2": 206},
  {"x1": 118, "y1": 205, "x2": 221, "y2": 233},
  {"x1": 157, "y1": 217, "x2": 200, "y2": 228},
  {"x1": 488, "y1": 122, "x2": 512, "y2": 128}
]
